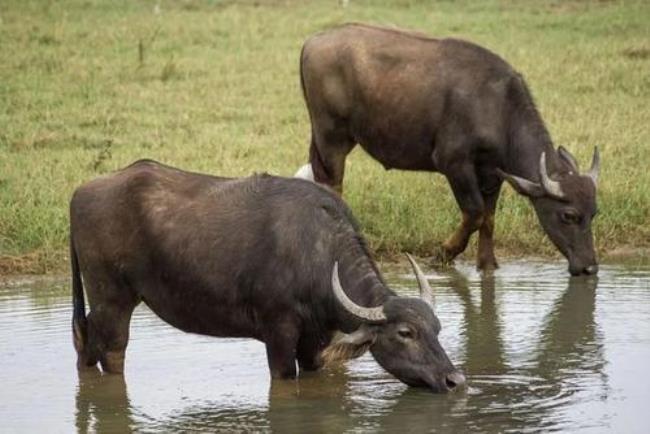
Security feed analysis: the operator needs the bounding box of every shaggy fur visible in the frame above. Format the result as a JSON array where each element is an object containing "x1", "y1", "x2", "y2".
[{"x1": 321, "y1": 333, "x2": 373, "y2": 366}]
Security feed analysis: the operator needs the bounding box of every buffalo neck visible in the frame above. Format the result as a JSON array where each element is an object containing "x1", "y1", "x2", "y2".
[
  {"x1": 332, "y1": 230, "x2": 394, "y2": 330},
  {"x1": 506, "y1": 85, "x2": 569, "y2": 182}
]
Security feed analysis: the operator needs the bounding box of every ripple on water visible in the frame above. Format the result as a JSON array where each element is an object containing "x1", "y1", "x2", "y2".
[{"x1": 1, "y1": 261, "x2": 649, "y2": 433}]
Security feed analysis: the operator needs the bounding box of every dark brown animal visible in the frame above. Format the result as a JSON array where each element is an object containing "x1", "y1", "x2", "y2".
[
  {"x1": 297, "y1": 23, "x2": 600, "y2": 275},
  {"x1": 70, "y1": 160, "x2": 464, "y2": 392}
]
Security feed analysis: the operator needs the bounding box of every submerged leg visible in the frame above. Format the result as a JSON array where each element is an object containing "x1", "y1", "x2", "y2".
[
  {"x1": 74, "y1": 315, "x2": 98, "y2": 371},
  {"x1": 87, "y1": 300, "x2": 137, "y2": 374},
  {"x1": 296, "y1": 332, "x2": 328, "y2": 372},
  {"x1": 265, "y1": 317, "x2": 300, "y2": 379}
]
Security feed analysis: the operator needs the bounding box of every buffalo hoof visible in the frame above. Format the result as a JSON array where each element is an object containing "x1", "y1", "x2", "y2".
[
  {"x1": 430, "y1": 245, "x2": 455, "y2": 267},
  {"x1": 477, "y1": 257, "x2": 499, "y2": 272}
]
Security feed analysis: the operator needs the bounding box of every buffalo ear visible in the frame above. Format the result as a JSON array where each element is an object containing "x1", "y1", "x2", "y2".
[
  {"x1": 558, "y1": 146, "x2": 580, "y2": 173},
  {"x1": 496, "y1": 169, "x2": 545, "y2": 198},
  {"x1": 321, "y1": 326, "x2": 376, "y2": 365}
]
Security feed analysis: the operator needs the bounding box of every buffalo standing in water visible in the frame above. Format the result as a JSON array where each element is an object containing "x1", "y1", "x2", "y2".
[
  {"x1": 70, "y1": 160, "x2": 465, "y2": 392},
  {"x1": 297, "y1": 23, "x2": 600, "y2": 275}
]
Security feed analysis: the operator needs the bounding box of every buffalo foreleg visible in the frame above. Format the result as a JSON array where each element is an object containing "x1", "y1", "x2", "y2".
[
  {"x1": 265, "y1": 318, "x2": 300, "y2": 379},
  {"x1": 441, "y1": 164, "x2": 485, "y2": 262},
  {"x1": 296, "y1": 332, "x2": 328, "y2": 372},
  {"x1": 442, "y1": 212, "x2": 484, "y2": 261}
]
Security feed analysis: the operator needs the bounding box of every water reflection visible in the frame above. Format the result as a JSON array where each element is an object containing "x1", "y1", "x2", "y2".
[
  {"x1": 136, "y1": 367, "x2": 460, "y2": 432},
  {"x1": 431, "y1": 270, "x2": 605, "y2": 431},
  {"x1": 534, "y1": 276, "x2": 603, "y2": 374},
  {"x1": 75, "y1": 369, "x2": 139, "y2": 433},
  {"x1": 529, "y1": 275, "x2": 607, "y2": 430},
  {"x1": 445, "y1": 270, "x2": 507, "y2": 375},
  {"x1": 267, "y1": 371, "x2": 356, "y2": 432}
]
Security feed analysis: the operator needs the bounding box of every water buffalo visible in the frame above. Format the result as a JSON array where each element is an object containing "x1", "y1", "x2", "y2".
[
  {"x1": 297, "y1": 23, "x2": 600, "y2": 275},
  {"x1": 70, "y1": 159, "x2": 465, "y2": 392}
]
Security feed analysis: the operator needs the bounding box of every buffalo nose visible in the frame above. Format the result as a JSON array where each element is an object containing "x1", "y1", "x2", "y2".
[
  {"x1": 585, "y1": 264, "x2": 599, "y2": 275},
  {"x1": 445, "y1": 371, "x2": 466, "y2": 390}
]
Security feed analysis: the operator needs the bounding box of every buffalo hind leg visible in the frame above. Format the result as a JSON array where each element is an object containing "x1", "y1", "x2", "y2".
[
  {"x1": 265, "y1": 317, "x2": 300, "y2": 379},
  {"x1": 477, "y1": 186, "x2": 502, "y2": 271},
  {"x1": 440, "y1": 163, "x2": 485, "y2": 263},
  {"x1": 86, "y1": 300, "x2": 137, "y2": 374},
  {"x1": 308, "y1": 119, "x2": 355, "y2": 194}
]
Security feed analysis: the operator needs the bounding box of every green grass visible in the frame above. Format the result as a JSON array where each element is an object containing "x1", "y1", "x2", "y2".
[{"x1": 1, "y1": 0, "x2": 649, "y2": 273}]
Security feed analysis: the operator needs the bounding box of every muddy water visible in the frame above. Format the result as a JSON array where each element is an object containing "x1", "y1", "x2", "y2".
[{"x1": 1, "y1": 260, "x2": 649, "y2": 433}]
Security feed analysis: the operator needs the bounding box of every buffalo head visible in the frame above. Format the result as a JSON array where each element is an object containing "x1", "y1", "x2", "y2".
[
  {"x1": 327, "y1": 255, "x2": 465, "y2": 392},
  {"x1": 499, "y1": 147, "x2": 599, "y2": 276}
]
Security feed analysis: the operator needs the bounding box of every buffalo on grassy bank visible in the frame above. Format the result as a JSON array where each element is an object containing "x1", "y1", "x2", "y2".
[{"x1": 297, "y1": 23, "x2": 599, "y2": 275}]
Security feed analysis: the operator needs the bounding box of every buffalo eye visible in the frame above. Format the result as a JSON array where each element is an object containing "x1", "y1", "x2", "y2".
[
  {"x1": 560, "y1": 209, "x2": 581, "y2": 224},
  {"x1": 397, "y1": 327, "x2": 415, "y2": 340}
]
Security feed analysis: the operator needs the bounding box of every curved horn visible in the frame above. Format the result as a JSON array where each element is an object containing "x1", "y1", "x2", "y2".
[
  {"x1": 405, "y1": 253, "x2": 434, "y2": 303},
  {"x1": 539, "y1": 152, "x2": 565, "y2": 199},
  {"x1": 331, "y1": 262, "x2": 386, "y2": 323},
  {"x1": 586, "y1": 147, "x2": 599, "y2": 187}
]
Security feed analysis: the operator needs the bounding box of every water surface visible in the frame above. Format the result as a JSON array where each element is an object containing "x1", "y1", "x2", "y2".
[{"x1": 1, "y1": 260, "x2": 649, "y2": 433}]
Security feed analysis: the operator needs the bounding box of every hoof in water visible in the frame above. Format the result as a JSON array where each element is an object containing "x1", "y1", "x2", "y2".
[
  {"x1": 477, "y1": 258, "x2": 499, "y2": 273},
  {"x1": 430, "y1": 245, "x2": 455, "y2": 267}
]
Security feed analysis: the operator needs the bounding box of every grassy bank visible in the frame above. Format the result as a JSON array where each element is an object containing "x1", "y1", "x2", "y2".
[{"x1": 1, "y1": 0, "x2": 649, "y2": 274}]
